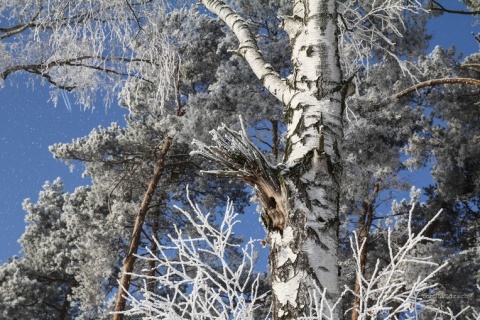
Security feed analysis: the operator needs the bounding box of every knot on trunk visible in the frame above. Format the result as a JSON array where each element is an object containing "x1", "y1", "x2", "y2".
[{"x1": 191, "y1": 117, "x2": 286, "y2": 231}]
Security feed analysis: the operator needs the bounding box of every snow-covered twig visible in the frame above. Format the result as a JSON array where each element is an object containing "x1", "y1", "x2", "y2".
[
  {"x1": 119, "y1": 188, "x2": 267, "y2": 319},
  {"x1": 338, "y1": 0, "x2": 426, "y2": 80},
  {"x1": 347, "y1": 203, "x2": 452, "y2": 319},
  {"x1": 120, "y1": 190, "x2": 477, "y2": 319}
]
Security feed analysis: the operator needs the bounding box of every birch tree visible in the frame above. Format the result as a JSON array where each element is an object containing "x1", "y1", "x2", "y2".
[
  {"x1": 192, "y1": 0, "x2": 429, "y2": 318},
  {"x1": 2, "y1": 0, "x2": 480, "y2": 319}
]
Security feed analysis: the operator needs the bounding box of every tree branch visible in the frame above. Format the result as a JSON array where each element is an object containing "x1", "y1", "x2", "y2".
[
  {"x1": 0, "y1": 7, "x2": 42, "y2": 40},
  {"x1": 395, "y1": 77, "x2": 480, "y2": 98},
  {"x1": 461, "y1": 64, "x2": 480, "y2": 71},
  {"x1": 2, "y1": 55, "x2": 156, "y2": 90},
  {"x1": 191, "y1": 117, "x2": 286, "y2": 231},
  {"x1": 199, "y1": 0, "x2": 295, "y2": 106},
  {"x1": 429, "y1": 0, "x2": 480, "y2": 15}
]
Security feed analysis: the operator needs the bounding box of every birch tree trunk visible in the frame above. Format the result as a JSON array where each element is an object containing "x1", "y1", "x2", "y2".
[{"x1": 197, "y1": 1, "x2": 344, "y2": 318}]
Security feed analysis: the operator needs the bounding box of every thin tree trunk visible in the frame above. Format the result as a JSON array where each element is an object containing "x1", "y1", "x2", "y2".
[
  {"x1": 113, "y1": 137, "x2": 172, "y2": 320},
  {"x1": 146, "y1": 207, "x2": 160, "y2": 294},
  {"x1": 271, "y1": 119, "x2": 279, "y2": 160},
  {"x1": 351, "y1": 184, "x2": 379, "y2": 320},
  {"x1": 145, "y1": 205, "x2": 161, "y2": 318},
  {"x1": 58, "y1": 282, "x2": 73, "y2": 320}
]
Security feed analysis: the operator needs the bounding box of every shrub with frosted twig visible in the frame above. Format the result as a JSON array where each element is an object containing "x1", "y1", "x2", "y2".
[{"x1": 119, "y1": 190, "x2": 268, "y2": 319}]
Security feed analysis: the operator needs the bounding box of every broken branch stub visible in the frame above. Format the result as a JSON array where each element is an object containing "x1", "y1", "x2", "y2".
[{"x1": 191, "y1": 119, "x2": 286, "y2": 231}]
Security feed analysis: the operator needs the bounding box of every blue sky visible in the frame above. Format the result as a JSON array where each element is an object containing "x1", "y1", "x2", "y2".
[
  {"x1": 0, "y1": 75, "x2": 127, "y2": 262},
  {"x1": 0, "y1": 4, "x2": 478, "y2": 263}
]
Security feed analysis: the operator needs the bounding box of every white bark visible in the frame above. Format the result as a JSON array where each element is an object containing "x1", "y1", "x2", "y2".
[
  {"x1": 200, "y1": 0, "x2": 295, "y2": 106},
  {"x1": 198, "y1": 0, "x2": 345, "y2": 318}
]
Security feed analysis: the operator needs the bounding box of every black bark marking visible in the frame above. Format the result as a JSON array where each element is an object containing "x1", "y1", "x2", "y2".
[{"x1": 306, "y1": 45, "x2": 314, "y2": 57}]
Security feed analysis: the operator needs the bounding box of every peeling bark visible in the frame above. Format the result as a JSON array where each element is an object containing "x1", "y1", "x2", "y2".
[{"x1": 113, "y1": 137, "x2": 172, "y2": 320}]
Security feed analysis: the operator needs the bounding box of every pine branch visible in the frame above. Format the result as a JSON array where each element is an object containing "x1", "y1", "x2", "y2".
[{"x1": 395, "y1": 78, "x2": 480, "y2": 98}]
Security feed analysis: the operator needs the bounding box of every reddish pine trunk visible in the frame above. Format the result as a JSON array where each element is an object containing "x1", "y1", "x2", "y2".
[{"x1": 113, "y1": 137, "x2": 172, "y2": 320}]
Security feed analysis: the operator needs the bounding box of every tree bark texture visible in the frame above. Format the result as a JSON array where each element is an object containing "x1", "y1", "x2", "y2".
[
  {"x1": 199, "y1": 1, "x2": 344, "y2": 318},
  {"x1": 113, "y1": 137, "x2": 172, "y2": 320}
]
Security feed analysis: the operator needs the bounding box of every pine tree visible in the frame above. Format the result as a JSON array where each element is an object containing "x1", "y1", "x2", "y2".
[{"x1": 1, "y1": 0, "x2": 480, "y2": 319}]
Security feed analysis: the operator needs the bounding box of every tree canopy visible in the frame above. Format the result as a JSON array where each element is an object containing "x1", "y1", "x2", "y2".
[{"x1": 0, "y1": 0, "x2": 479, "y2": 319}]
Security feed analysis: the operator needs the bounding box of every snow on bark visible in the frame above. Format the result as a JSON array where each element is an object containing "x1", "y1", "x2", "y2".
[{"x1": 274, "y1": 0, "x2": 344, "y2": 317}]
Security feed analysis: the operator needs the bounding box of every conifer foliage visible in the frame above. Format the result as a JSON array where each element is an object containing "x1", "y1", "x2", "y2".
[{"x1": 0, "y1": 0, "x2": 479, "y2": 319}]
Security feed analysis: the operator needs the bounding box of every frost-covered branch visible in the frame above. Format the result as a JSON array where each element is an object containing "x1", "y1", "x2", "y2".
[
  {"x1": 301, "y1": 201, "x2": 474, "y2": 320},
  {"x1": 338, "y1": 0, "x2": 426, "y2": 78},
  {"x1": 348, "y1": 203, "x2": 447, "y2": 319},
  {"x1": 0, "y1": 0, "x2": 175, "y2": 109},
  {"x1": 192, "y1": 118, "x2": 278, "y2": 185},
  {"x1": 120, "y1": 190, "x2": 268, "y2": 319}
]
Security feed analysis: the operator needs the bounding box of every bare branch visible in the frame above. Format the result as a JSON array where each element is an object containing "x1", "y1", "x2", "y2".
[
  {"x1": 395, "y1": 78, "x2": 480, "y2": 98},
  {"x1": 429, "y1": 0, "x2": 480, "y2": 15}
]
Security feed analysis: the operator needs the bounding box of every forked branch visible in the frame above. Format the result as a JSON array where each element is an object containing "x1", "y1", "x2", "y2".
[{"x1": 429, "y1": 0, "x2": 480, "y2": 15}]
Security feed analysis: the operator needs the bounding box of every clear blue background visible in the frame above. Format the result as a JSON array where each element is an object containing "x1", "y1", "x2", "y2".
[{"x1": 0, "y1": 5, "x2": 478, "y2": 263}]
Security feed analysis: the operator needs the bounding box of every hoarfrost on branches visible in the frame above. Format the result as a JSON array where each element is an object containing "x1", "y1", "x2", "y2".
[
  {"x1": 120, "y1": 189, "x2": 267, "y2": 319},
  {"x1": 338, "y1": 0, "x2": 427, "y2": 79},
  {"x1": 119, "y1": 190, "x2": 479, "y2": 319}
]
